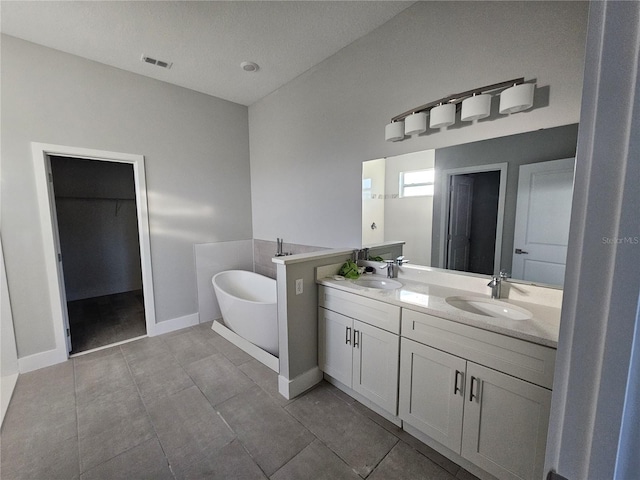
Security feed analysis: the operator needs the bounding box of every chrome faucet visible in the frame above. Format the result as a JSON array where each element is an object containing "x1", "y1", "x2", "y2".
[
  {"x1": 275, "y1": 238, "x2": 290, "y2": 257},
  {"x1": 379, "y1": 256, "x2": 410, "y2": 278},
  {"x1": 488, "y1": 270, "x2": 510, "y2": 299}
]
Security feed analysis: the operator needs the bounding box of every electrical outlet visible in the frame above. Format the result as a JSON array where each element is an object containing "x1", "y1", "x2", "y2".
[{"x1": 295, "y1": 278, "x2": 303, "y2": 295}]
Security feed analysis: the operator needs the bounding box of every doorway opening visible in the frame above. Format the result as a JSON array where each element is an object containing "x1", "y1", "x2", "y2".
[
  {"x1": 32, "y1": 143, "x2": 156, "y2": 364},
  {"x1": 50, "y1": 156, "x2": 146, "y2": 354},
  {"x1": 440, "y1": 163, "x2": 507, "y2": 276}
]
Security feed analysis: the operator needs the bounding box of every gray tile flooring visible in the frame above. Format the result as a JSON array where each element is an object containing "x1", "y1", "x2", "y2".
[{"x1": 1, "y1": 322, "x2": 480, "y2": 480}]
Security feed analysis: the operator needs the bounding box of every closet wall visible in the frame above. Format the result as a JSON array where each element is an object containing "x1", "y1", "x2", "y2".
[{"x1": 50, "y1": 156, "x2": 142, "y2": 301}]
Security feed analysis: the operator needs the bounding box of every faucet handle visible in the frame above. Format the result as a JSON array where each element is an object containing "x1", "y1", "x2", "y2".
[
  {"x1": 499, "y1": 269, "x2": 510, "y2": 280},
  {"x1": 396, "y1": 256, "x2": 409, "y2": 265}
]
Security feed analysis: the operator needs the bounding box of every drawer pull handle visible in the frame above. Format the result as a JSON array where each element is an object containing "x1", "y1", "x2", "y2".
[
  {"x1": 454, "y1": 370, "x2": 463, "y2": 395},
  {"x1": 354, "y1": 330, "x2": 360, "y2": 348},
  {"x1": 470, "y1": 376, "x2": 479, "y2": 402},
  {"x1": 345, "y1": 326, "x2": 351, "y2": 345}
]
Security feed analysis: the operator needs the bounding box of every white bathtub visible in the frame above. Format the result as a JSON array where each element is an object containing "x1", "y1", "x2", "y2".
[{"x1": 212, "y1": 270, "x2": 278, "y2": 356}]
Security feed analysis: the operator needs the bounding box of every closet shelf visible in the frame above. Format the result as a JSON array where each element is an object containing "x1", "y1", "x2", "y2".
[{"x1": 55, "y1": 196, "x2": 135, "y2": 201}]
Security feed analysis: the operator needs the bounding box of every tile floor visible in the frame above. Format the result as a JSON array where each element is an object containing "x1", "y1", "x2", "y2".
[
  {"x1": 0, "y1": 322, "x2": 479, "y2": 480},
  {"x1": 67, "y1": 290, "x2": 146, "y2": 354}
]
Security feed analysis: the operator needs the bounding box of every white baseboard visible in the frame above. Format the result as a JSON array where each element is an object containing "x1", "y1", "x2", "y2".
[
  {"x1": 278, "y1": 366, "x2": 323, "y2": 400},
  {"x1": 212, "y1": 320, "x2": 279, "y2": 372},
  {"x1": 18, "y1": 313, "x2": 200, "y2": 374},
  {"x1": 1, "y1": 373, "x2": 19, "y2": 427},
  {"x1": 18, "y1": 346, "x2": 67, "y2": 373},
  {"x1": 150, "y1": 312, "x2": 199, "y2": 336}
]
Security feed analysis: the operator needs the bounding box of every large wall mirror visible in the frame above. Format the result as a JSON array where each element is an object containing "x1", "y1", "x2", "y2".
[{"x1": 362, "y1": 123, "x2": 578, "y2": 287}]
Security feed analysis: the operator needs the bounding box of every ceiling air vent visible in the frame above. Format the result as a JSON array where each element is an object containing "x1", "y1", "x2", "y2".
[{"x1": 141, "y1": 54, "x2": 172, "y2": 69}]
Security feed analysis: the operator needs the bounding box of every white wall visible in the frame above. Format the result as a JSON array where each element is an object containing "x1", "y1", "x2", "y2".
[
  {"x1": 361, "y1": 158, "x2": 385, "y2": 246},
  {"x1": 383, "y1": 150, "x2": 434, "y2": 266},
  {"x1": 0, "y1": 35, "x2": 252, "y2": 358},
  {"x1": 249, "y1": 1, "x2": 588, "y2": 250}
]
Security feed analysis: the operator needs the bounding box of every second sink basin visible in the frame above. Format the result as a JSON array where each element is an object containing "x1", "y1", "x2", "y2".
[
  {"x1": 445, "y1": 296, "x2": 533, "y2": 321},
  {"x1": 353, "y1": 277, "x2": 402, "y2": 290}
]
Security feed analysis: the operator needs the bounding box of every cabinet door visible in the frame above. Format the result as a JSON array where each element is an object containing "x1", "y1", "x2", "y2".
[
  {"x1": 318, "y1": 308, "x2": 353, "y2": 387},
  {"x1": 462, "y1": 363, "x2": 552, "y2": 480},
  {"x1": 398, "y1": 338, "x2": 466, "y2": 453},
  {"x1": 352, "y1": 320, "x2": 399, "y2": 414}
]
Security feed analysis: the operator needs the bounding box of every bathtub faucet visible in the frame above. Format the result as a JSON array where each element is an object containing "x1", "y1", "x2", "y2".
[{"x1": 275, "y1": 238, "x2": 291, "y2": 257}]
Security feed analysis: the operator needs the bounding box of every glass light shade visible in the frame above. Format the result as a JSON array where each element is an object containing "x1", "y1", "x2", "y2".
[
  {"x1": 404, "y1": 112, "x2": 427, "y2": 135},
  {"x1": 429, "y1": 103, "x2": 456, "y2": 129},
  {"x1": 499, "y1": 83, "x2": 535, "y2": 114},
  {"x1": 385, "y1": 121, "x2": 404, "y2": 142},
  {"x1": 461, "y1": 94, "x2": 491, "y2": 121}
]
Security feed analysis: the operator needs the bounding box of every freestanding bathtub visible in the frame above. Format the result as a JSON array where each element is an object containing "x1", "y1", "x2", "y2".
[{"x1": 212, "y1": 270, "x2": 278, "y2": 356}]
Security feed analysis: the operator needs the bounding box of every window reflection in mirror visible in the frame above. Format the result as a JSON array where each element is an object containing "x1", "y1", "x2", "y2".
[{"x1": 362, "y1": 124, "x2": 579, "y2": 287}]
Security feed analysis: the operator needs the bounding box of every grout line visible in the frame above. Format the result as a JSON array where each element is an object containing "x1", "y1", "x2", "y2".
[{"x1": 119, "y1": 343, "x2": 178, "y2": 480}]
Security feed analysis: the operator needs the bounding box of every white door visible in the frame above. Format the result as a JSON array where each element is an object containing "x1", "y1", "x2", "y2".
[
  {"x1": 447, "y1": 175, "x2": 474, "y2": 271},
  {"x1": 352, "y1": 320, "x2": 399, "y2": 414},
  {"x1": 46, "y1": 157, "x2": 72, "y2": 353},
  {"x1": 462, "y1": 363, "x2": 552, "y2": 480},
  {"x1": 398, "y1": 338, "x2": 466, "y2": 453},
  {"x1": 318, "y1": 308, "x2": 353, "y2": 387},
  {"x1": 512, "y1": 158, "x2": 575, "y2": 284}
]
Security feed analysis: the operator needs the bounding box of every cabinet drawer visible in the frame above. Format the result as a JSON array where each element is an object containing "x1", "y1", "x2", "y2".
[
  {"x1": 402, "y1": 309, "x2": 555, "y2": 389},
  {"x1": 319, "y1": 286, "x2": 400, "y2": 334}
]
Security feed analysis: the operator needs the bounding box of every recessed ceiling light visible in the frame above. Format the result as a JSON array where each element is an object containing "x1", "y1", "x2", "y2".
[{"x1": 241, "y1": 61, "x2": 259, "y2": 73}]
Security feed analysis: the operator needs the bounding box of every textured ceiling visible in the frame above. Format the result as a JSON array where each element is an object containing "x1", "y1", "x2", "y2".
[{"x1": 1, "y1": 1, "x2": 413, "y2": 106}]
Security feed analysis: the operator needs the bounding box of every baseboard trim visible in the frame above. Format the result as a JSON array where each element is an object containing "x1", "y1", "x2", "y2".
[
  {"x1": 17, "y1": 347, "x2": 67, "y2": 373},
  {"x1": 150, "y1": 313, "x2": 199, "y2": 336},
  {"x1": 212, "y1": 320, "x2": 279, "y2": 372},
  {"x1": 278, "y1": 366, "x2": 323, "y2": 400}
]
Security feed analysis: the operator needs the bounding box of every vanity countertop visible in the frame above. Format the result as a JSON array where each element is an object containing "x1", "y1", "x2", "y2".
[{"x1": 317, "y1": 275, "x2": 561, "y2": 348}]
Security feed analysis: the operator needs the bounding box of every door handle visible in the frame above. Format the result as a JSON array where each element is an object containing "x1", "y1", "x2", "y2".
[
  {"x1": 470, "y1": 376, "x2": 480, "y2": 402},
  {"x1": 345, "y1": 326, "x2": 351, "y2": 345},
  {"x1": 353, "y1": 330, "x2": 360, "y2": 348},
  {"x1": 454, "y1": 370, "x2": 463, "y2": 395},
  {"x1": 515, "y1": 248, "x2": 529, "y2": 254}
]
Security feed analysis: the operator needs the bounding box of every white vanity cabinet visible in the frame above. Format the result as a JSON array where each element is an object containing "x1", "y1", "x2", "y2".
[
  {"x1": 318, "y1": 286, "x2": 400, "y2": 414},
  {"x1": 399, "y1": 308, "x2": 555, "y2": 480}
]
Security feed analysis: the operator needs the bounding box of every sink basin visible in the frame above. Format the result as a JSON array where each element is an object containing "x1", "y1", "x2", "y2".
[
  {"x1": 353, "y1": 277, "x2": 402, "y2": 290},
  {"x1": 445, "y1": 296, "x2": 532, "y2": 321}
]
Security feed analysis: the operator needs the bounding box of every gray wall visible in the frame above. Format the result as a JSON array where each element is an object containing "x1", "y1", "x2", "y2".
[
  {"x1": 51, "y1": 157, "x2": 142, "y2": 301},
  {"x1": 249, "y1": 1, "x2": 588, "y2": 251},
  {"x1": 432, "y1": 123, "x2": 579, "y2": 273},
  {"x1": 1, "y1": 35, "x2": 252, "y2": 358}
]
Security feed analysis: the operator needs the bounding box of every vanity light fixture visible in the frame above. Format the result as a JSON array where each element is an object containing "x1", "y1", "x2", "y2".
[
  {"x1": 385, "y1": 77, "x2": 535, "y2": 141},
  {"x1": 429, "y1": 103, "x2": 456, "y2": 129},
  {"x1": 461, "y1": 93, "x2": 492, "y2": 121},
  {"x1": 385, "y1": 121, "x2": 405, "y2": 142},
  {"x1": 499, "y1": 83, "x2": 535, "y2": 114},
  {"x1": 404, "y1": 111, "x2": 427, "y2": 135}
]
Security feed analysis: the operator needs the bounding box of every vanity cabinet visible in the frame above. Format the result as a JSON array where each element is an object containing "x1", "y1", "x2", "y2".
[
  {"x1": 318, "y1": 286, "x2": 400, "y2": 414},
  {"x1": 399, "y1": 309, "x2": 554, "y2": 480}
]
